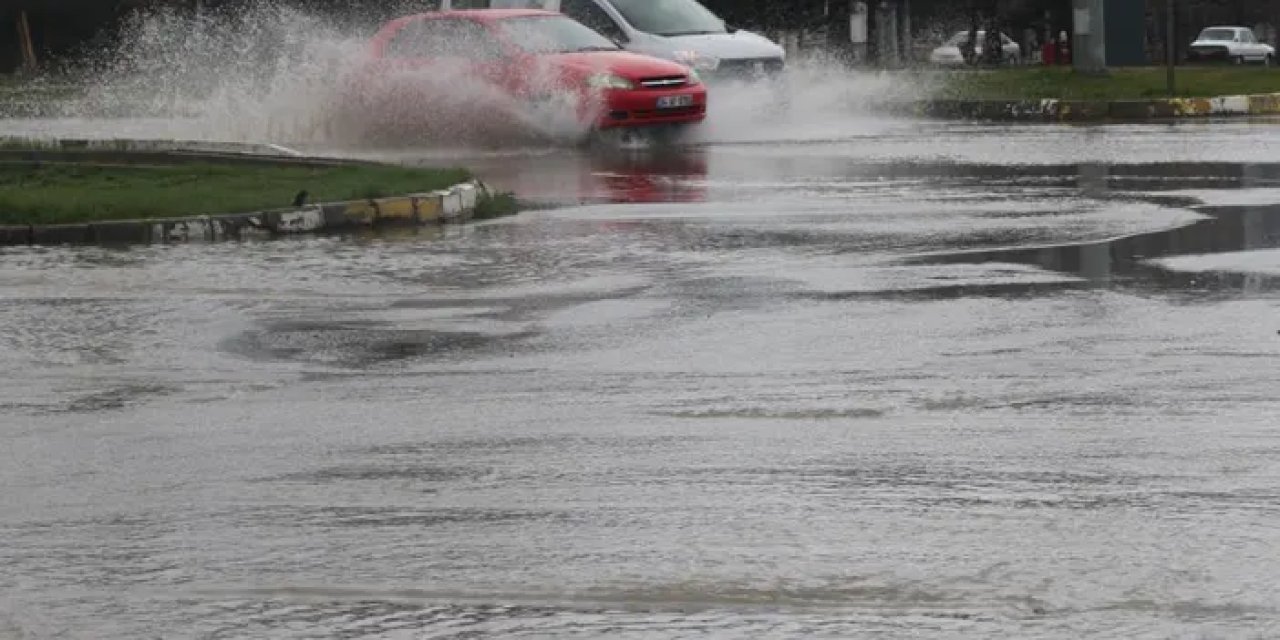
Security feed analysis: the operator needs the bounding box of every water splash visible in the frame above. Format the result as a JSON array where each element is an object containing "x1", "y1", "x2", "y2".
[{"x1": 28, "y1": 2, "x2": 932, "y2": 150}]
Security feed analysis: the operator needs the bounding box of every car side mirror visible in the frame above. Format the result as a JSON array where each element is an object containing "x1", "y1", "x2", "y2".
[{"x1": 724, "y1": 21, "x2": 738, "y2": 34}]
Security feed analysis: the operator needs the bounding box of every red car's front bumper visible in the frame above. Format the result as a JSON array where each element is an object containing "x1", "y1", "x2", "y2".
[{"x1": 595, "y1": 85, "x2": 708, "y2": 129}]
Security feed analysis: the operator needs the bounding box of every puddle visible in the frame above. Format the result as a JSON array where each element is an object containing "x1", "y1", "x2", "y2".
[{"x1": 917, "y1": 203, "x2": 1280, "y2": 295}]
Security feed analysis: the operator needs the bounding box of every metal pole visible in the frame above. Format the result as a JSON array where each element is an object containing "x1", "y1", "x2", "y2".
[
  {"x1": 1166, "y1": 0, "x2": 1176, "y2": 96},
  {"x1": 17, "y1": 10, "x2": 38, "y2": 73}
]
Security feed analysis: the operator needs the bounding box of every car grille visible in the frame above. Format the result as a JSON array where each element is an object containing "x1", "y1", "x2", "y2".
[
  {"x1": 630, "y1": 105, "x2": 705, "y2": 120},
  {"x1": 709, "y1": 57, "x2": 785, "y2": 81},
  {"x1": 639, "y1": 76, "x2": 688, "y2": 89}
]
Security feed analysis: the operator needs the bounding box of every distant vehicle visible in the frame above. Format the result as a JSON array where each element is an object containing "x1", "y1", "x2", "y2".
[
  {"x1": 1187, "y1": 26, "x2": 1275, "y2": 65},
  {"x1": 340, "y1": 10, "x2": 707, "y2": 142},
  {"x1": 439, "y1": 0, "x2": 786, "y2": 83},
  {"x1": 929, "y1": 30, "x2": 1022, "y2": 66}
]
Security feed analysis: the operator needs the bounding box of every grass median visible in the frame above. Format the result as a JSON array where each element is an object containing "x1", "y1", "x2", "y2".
[
  {"x1": 934, "y1": 66, "x2": 1280, "y2": 101},
  {"x1": 0, "y1": 162, "x2": 514, "y2": 226}
]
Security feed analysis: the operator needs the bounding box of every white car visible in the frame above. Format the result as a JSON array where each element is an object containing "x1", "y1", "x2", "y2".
[
  {"x1": 929, "y1": 30, "x2": 1021, "y2": 66},
  {"x1": 439, "y1": 0, "x2": 787, "y2": 82},
  {"x1": 1188, "y1": 26, "x2": 1275, "y2": 65}
]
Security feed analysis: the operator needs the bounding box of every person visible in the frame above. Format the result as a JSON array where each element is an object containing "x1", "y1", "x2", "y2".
[{"x1": 983, "y1": 24, "x2": 1002, "y2": 65}]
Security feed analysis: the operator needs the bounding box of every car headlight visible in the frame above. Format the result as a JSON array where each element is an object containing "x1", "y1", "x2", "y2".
[
  {"x1": 587, "y1": 73, "x2": 634, "y2": 90},
  {"x1": 686, "y1": 67, "x2": 703, "y2": 85},
  {"x1": 674, "y1": 50, "x2": 721, "y2": 71}
]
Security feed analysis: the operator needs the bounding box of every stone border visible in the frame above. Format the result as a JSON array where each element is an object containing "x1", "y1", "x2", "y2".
[
  {"x1": 1, "y1": 181, "x2": 490, "y2": 247},
  {"x1": 912, "y1": 92, "x2": 1280, "y2": 122},
  {"x1": 0, "y1": 136, "x2": 307, "y2": 158}
]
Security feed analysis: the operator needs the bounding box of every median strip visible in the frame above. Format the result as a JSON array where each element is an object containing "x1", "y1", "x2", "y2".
[{"x1": 0, "y1": 147, "x2": 518, "y2": 246}]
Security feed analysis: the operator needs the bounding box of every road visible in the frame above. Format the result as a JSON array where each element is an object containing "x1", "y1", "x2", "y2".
[{"x1": 3, "y1": 116, "x2": 1280, "y2": 639}]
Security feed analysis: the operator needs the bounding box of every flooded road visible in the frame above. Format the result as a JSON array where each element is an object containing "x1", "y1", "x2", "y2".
[{"x1": 4, "y1": 120, "x2": 1280, "y2": 638}]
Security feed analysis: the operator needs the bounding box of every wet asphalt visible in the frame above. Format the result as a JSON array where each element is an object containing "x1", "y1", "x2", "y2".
[{"x1": 2, "y1": 117, "x2": 1280, "y2": 638}]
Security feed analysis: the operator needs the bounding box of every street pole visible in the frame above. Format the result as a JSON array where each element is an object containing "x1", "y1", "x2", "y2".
[
  {"x1": 1072, "y1": 0, "x2": 1107, "y2": 74},
  {"x1": 1166, "y1": 0, "x2": 1176, "y2": 96}
]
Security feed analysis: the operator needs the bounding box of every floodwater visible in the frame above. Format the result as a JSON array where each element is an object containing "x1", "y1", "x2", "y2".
[{"x1": 4, "y1": 119, "x2": 1280, "y2": 639}]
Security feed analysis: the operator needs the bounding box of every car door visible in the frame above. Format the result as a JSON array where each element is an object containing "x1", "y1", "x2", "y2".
[{"x1": 1244, "y1": 30, "x2": 1268, "y2": 60}]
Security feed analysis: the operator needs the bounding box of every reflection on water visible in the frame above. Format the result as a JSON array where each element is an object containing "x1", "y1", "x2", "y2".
[{"x1": 918, "y1": 162, "x2": 1280, "y2": 294}]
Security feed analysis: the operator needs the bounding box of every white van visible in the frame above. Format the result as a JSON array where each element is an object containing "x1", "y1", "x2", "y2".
[{"x1": 437, "y1": 0, "x2": 786, "y2": 82}]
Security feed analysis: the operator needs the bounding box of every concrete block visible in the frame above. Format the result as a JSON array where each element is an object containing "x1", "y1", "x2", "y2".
[
  {"x1": 269, "y1": 206, "x2": 326, "y2": 234},
  {"x1": 414, "y1": 193, "x2": 444, "y2": 222},
  {"x1": 31, "y1": 223, "x2": 92, "y2": 245},
  {"x1": 0, "y1": 225, "x2": 31, "y2": 246},
  {"x1": 1248, "y1": 93, "x2": 1280, "y2": 115},
  {"x1": 209, "y1": 213, "x2": 271, "y2": 240},
  {"x1": 457, "y1": 183, "x2": 479, "y2": 210},
  {"x1": 321, "y1": 201, "x2": 377, "y2": 229},
  {"x1": 440, "y1": 190, "x2": 465, "y2": 219},
  {"x1": 1109, "y1": 101, "x2": 1153, "y2": 120},
  {"x1": 151, "y1": 218, "x2": 213, "y2": 242},
  {"x1": 90, "y1": 219, "x2": 152, "y2": 244},
  {"x1": 373, "y1": 197, "x2": 416, "y2": 223}
]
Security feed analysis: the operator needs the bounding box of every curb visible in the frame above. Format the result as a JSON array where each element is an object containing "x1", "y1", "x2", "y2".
[
  {"x1": 0, "y1": 148, "x2": 370, "y2": 170},
  {"x1": 2, "y1": 180, "x2": 492, "y2": 247},
  {"x1": 0, "y1": 136, "x2": 306, "y2": 158},
  {"x1": 911, "y1": 91, "x2": 1280, "y2": 122}
]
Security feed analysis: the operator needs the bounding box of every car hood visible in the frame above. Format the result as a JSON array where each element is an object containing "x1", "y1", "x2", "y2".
[
  {"x1": 1189, "y1": 39, "x2": 1233, "y2": 47},
  {"x1": 630, "y1": 30, "x2": 785, "y2": 62},
  {"x1": 544, "y1": 50, "x2": 694, "y2": 80}
]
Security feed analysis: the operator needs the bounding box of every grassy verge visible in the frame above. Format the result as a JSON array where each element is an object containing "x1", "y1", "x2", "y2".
[
  {"x1": 933, "y1": 66, "x2": 1280, "y2": 101},
  {"x1": 0, "y1": 163, "x2": 473, "y2": 225},
  {"x1": 474, "y1": 191, "x2": 519, "y2": 220}
]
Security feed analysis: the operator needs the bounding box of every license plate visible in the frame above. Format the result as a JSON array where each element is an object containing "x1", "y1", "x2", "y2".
[{"x1": 656, "y1": 95, "x2": 694, "y2": 109}]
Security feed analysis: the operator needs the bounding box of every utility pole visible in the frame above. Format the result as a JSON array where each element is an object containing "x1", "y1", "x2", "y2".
[
  {"x1": 1071, "y1": 0, "x2": 1106, "y2": 74},
  {"x1": 16, "y1": 10, "x2": 38, "y2": 73},
  {"x1": 1166, "y1": 0, "x2": 1176, "y2": 95}
]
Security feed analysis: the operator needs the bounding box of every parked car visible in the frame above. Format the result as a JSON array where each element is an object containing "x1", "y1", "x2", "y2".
[
  {"x1": 1187, "y1": 26, "x2": 1275, "y2": 65},
  {"x1": 339, "y1": 10, "x2": 708, "y2": 142},
  {"x1": 929, "y1": 30, "x2": 1022, "y2": 66},
  {"x1": 439, "y1": 0, "x2": 786, "y2": 83}
]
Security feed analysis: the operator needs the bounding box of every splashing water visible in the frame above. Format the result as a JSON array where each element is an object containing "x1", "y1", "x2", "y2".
[{"x1": 29, "y1": 2, "x2": 932, "y2": 150}]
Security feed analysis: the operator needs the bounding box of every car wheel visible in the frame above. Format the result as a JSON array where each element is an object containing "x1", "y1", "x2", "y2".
[
  {"x1": 1266, "y1": 54, "x2": 1275, "y2": 67},
  {"x1": 1234, "y1": 55, "x2": 1245, "y2": 65}
]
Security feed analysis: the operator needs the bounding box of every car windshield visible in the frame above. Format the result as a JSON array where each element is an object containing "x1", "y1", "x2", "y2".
[
  {"x1": 946, "y1": 31, "x2": 985, "y2": 46},
  {"x1": 1198, "y1": 28, "x2": 1238, "y2": 42},
  {"x1": 610, "y1": 0, "x2": 726, "y2": 37},
  {"x1": 499, "y1": 15, "x2": 621, "y2": 53}
]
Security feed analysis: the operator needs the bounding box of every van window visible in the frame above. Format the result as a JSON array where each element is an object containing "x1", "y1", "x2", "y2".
[
  {"x1": 561, "y1": 0, "x2": 626, "y2": 42},
  {"x1": 608, "y1": 0, "x2": 725, "y2": 37}
]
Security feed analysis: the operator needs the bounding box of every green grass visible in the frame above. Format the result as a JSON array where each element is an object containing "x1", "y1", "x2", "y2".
[
  {"x1": 474, "y1": 191, "x2": 519, "y2": 220},
  {"x1": 0, "y1": 162, "x2": 472, "y2": 225},
  {"x1": 933, "y1": 66, "x2": 1280, "y2": 101}
]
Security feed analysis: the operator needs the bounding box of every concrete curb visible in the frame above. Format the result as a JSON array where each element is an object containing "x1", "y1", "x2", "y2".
[
  {"x1": 911, "y1": 91, "x2": 1280, "y2": 122},
  {"x1": 2, "y1": 180, "x2": 492, "y2": 247},
  {"x1": 0, "y1": 136, "x2": 306, "y2": 158}
]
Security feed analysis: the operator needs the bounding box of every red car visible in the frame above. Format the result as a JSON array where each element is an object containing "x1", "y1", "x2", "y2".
[{"x1": 338, "y1": 9, "x2": 708, "y2": 143}]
